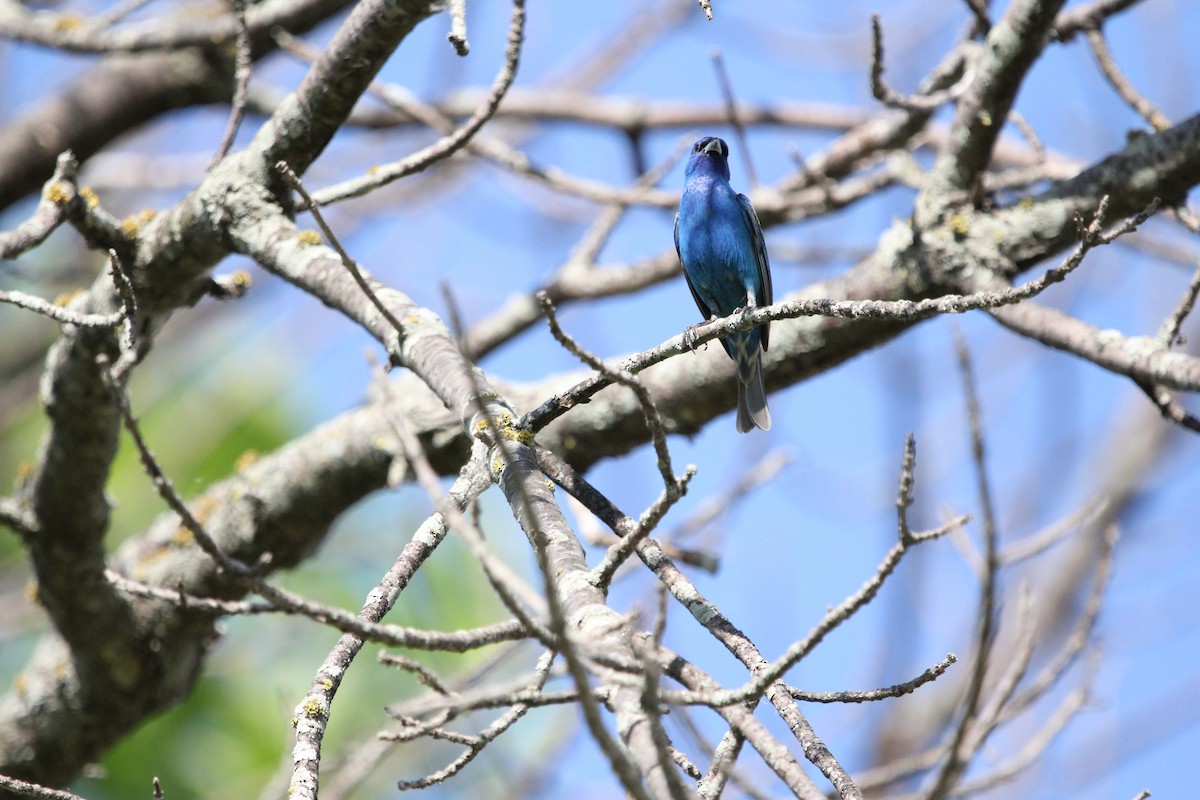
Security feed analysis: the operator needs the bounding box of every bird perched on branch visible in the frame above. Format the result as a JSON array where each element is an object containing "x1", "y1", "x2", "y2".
[{"x1": 674, "y1": 136, "x2": 773, "y2": 432}]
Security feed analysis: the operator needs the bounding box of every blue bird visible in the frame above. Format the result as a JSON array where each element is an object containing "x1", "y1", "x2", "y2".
[{"x1": 674, "y1": 136, "x2": 773, "y2": 432}]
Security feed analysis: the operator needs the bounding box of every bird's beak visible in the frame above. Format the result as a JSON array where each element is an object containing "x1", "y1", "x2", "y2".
[{"x1": 703, "y1": 139, "x2": 723, "y2": 156}]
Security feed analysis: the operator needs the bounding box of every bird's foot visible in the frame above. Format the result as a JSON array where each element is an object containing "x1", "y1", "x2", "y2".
[{"x1": 683, "y1": 322, "x2": 708, "y2": 352}]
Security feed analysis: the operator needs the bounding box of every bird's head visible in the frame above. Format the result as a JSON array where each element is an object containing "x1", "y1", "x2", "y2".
[{"x1": 685, "y1": 136, "x2": 731, "y2": 181}]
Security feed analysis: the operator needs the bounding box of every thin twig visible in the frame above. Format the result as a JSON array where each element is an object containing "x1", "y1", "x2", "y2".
[
  {"x1": 1001, "y1": 524, "x2": 1118, "y2": 720},
  {"x1": 630, "y1": 633, "x2": 693, "y2": 800},
  {"x1": 0, "y1": 289, "x2": 126, "y2": 328},
  {"x1": 0, "y1": 774, "x2": 86, "y2": 800},
  {"x1": 276, "y1": 161, "x2": 409, "y2": 349},
  {"x1": 1155, "y1": 261, "x2": 1200, "y2": 348},
  {"x1": 385, "y1": 668, "x2": 588, "y2": 720},
  {"x1": 658, "y1": 516, "x2": 966, "y2": 710},
  {"x1": 963, "y1": 586, "x2": 1038, "y2": 756},
  {"x1": 661, "y1": 645, "x2": 824, "y2": 800},
  {"x1": 106, "y1": 248, "x2": 138, "y2": 360},
  {"x1": 0, "y1": 498, "x2": 38, "y2": 538},
  {"x1": 673, "y1": 706, "x2": 774, "y2": 800},
  {"x1": 589, "y1": 464, "x2": 697, "y2": 590},
  {"x1": 0, "y1": 152, "x2": 75, "y2": 258},
  {"x1": 1134, "y1": 380, "x2": 1200, "y2": 433},
  {"x1": 1054, "y1": 0, "x2": 1143, "y2": 40},
  {"x1": 107, "y1": 571, "x2": 273, "y2": 616},
  {"x1": 871, "y1": 15, "x2": 970, "y2": 111},
  {"x1": 952, "y1": 676, "x2": 1091, "y2": 795},
  {"x1": 538, "y1": 291, "x2": 679, "y2": 490},
  {"x1": 307, "y1": 0, "x2": 526, "y2": 207},
  {"x1": 787, "y1": 653, "x2": 957, "y2": 703},
  {"x1": 447, "y1": 0, "x2": 469, "y2": 55},
  {"x1": 711, "y1": 49, "x2": 757, "y2": 187},
  {"x1": 1084, "y1": 24, "x2": 1170, "y2": 131},
  {"x1": 1000, "y1": 495, "x2": 1108, "y2": 564},
  {"x1": 922, "y1": 330, "x2": 999, "y2": 800},
  {"x1": 208, "y1": 0, "x2": 252, "y2": 169},
  {"x1": 1007, "y1": 109, "x2": 1047, "y2": 162},
  {"x1": 896, "y1": 433, "x2": 917, "y2": 543},
  {"x1": 532, "y1": 444, "x2": 697, "y2": 589},
  {"x1": 395, "y1": 652, "x2": 559, "y2": 790},
  {"x1": 962, "y1": 0, "x2": 992, "y2": 34},
  {"x1": 377, "y1": 652, "x2": 453, "y2": 695}
]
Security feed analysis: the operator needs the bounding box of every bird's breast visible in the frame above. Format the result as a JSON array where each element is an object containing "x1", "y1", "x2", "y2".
[{"x1": 679, "y1": 193, "x2": 750, "y2": 273}]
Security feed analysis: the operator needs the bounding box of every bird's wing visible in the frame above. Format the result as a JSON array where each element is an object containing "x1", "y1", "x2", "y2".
[
  {"x1": 737, "y1": 193, "x2": 772, "y2": 351},
  {"x1": 675, "y1": 210, "x2": 715, "y2": 321}
]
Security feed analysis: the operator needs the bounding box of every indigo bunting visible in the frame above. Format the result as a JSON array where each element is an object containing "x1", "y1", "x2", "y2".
[{"x1": 674, "y1": 136, "x2": 773, "y2": 432}]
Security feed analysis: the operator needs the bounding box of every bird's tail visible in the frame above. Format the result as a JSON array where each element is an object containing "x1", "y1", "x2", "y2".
[{"x1": 736, "y1": 349, "x2": 771, "y2": 433}]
